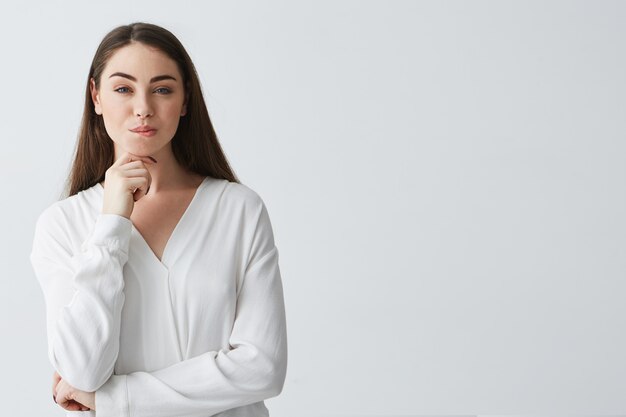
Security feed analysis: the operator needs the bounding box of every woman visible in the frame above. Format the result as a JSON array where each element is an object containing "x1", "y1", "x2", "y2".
[{"x1": 30, "y1": 22, "x2": 287, "y2": 416}]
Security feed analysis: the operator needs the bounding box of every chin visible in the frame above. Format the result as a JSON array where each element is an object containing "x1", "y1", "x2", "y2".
[{"x1": 115, "y1": 135, "x2": 170, "y2": 155}]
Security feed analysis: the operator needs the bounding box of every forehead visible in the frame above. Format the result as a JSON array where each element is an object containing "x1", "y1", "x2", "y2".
[{"x1": 103, "y1": 42, "x2": 181, "y2": 81}]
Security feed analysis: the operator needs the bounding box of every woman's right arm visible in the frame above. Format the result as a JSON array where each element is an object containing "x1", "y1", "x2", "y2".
[
  {"x1": 30, "y1": 207, "x2": 132, "y2": 393},
  {"x1": 31, "y1": 152, "x2": 155, "y2": 393}
]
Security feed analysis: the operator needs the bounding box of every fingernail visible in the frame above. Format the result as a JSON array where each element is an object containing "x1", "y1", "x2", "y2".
[{"x1": 148, "y1": 156, "x2": 157, "y2": 163}]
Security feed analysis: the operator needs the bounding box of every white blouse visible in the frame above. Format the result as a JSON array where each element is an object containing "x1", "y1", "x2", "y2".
[{"x1": 30, "y1": 176, "x2": 287, "y2": 417}]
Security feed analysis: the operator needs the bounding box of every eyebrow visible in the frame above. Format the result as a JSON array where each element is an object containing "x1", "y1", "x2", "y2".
[{"x1": 108, "y1": 72, "x2": 177, "y2": 83}]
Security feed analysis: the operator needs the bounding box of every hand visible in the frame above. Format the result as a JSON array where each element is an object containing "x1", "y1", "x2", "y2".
[
  {"x1": 53, "y1": 371, "x2": 96, "y2": 411},
  {"x1": 102, "y1": 151, "x2": 157, "y2": 219}
]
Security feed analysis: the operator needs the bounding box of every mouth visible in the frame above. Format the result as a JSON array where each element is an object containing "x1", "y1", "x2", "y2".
[{"x1": 130, "y1": 127, "x2": 157, "y2": 136}]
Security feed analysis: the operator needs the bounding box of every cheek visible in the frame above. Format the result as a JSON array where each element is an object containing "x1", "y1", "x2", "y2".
[
  {"x1": 160, "y1": 101, "x2": 184, "y2": 125},
  {"x1": 101, "y1": 116, "x2": 120, "y2": 141},
  {"x1": 164, "y1": 100, "x2": 184, "y2": 116},
  {"x1": 101, "y1": 99, "x2": 127, "y2": 122},
  {"x1": 101, "y1": 109, "x2": 126, "y2": 133},
  {"x1": 99, "y1": 104, "x2": 128, "y2": 140}
]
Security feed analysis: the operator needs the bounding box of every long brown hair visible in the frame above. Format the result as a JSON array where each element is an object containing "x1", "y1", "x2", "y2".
[{"x1": 64, "y1": 22, "x2": 239, "y2": 198}]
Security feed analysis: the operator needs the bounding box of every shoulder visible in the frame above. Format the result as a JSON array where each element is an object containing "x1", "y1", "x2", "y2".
[
  {"x1": 222, "y1": 179, "x2": 265, "y2": 206},
  {"x1": 35, "y1": 186, "x2": 98, "y2": 231},
  {"x1": 205, "y1": 178, "x2": 276, "y2": 249},
  {"x1": 32, "y1": 186, "x2": 101, "y2": 257},
  {"x1": 209, "y1": 178, "x2": 268, "y2": 217},
  {"x1": 221, "y1": 181, "x2": 276, "y2": 247}
]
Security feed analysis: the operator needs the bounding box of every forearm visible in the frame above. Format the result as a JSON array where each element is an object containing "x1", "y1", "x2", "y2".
[
  {"x1": 33, "y1": 213, "x2": 132, "y2": 392},
  {"x1": 95, "y1": 246, "x2": 287, "y2": 417}
]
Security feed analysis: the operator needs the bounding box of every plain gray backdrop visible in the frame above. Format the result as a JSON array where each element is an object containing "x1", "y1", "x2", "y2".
[{"x1": 1, "y1": 0, "x2": 624, "y2": 415}]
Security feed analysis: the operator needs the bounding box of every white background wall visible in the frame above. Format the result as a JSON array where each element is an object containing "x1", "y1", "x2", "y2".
[{"x1": 1, "y1": 1, "x2": 624, "y2": 415}]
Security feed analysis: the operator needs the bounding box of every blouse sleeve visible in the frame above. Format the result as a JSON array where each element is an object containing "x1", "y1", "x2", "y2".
[
  {"x1": 30, "y1": 208, "x2": 132, "y2": 392},
  {"x1": 94, "y1": 199, "x2": 288, "y2": 417}
]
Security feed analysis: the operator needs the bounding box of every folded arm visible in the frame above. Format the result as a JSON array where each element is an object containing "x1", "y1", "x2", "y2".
[
  {"x1": 95, "y1": 198, "x2": 288, "y2": 417},
  {"x1": 31, "y1": 209, "x2": 132, "y2": 392}
]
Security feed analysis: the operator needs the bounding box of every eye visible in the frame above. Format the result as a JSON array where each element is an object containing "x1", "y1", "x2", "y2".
[
  {"x1": 155, "y1": 87, "x2": 172, "y2": 94},
  {"x1": 114, "y1": 86, "x2": 131, "y2": 93}
]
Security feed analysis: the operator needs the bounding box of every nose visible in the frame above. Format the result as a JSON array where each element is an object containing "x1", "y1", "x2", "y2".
[{"x1": 134, "y1": 91, "x2": 154, "y2": 119}]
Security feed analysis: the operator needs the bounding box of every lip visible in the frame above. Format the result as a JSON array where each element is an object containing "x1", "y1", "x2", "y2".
[
  {"x1": 130, "y1": 125, "x2": 157, "y2": 137},
  {"x1": 133, "y1": 130, "x2": 157, "y2": 137},
  {"x1": 130, "y1": 125, "x2": 157, "y2": 132}
]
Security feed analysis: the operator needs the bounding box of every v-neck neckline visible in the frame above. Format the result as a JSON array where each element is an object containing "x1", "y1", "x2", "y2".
[{"x1": 96, "y1": 176, "x2": 210, "y2": 270}]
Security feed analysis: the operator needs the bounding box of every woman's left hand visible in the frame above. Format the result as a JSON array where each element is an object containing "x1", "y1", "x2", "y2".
[{"x1": 53, "y1": 371, "x2": 96, "y2": 411}]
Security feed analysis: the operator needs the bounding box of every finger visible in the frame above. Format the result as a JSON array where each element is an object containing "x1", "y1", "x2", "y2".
[
  {"x1": 120, "y1": 168, "x2": 151, "y2": 178},
  {"x1": 134, "y1": 186, "x2": 148, "y2": 201},
  {"x1": 63, "y1": 401, "x2": 85, "y2": 411},
  {"x1": 112, "y1": 151, "x2": 133, "y2": 168},
  {"x1": 129, "y1": 152, "x2": 157, "y2": 163},
  {"x1": 120, "y1": 164, "x2": 153, "y2": 192},
  {"x1": 54, "y1": 378, "x2": 64, "y2": 398},
  {"x1": 55, "y1": 381, "x2": 85, "y2": 411},
  {"x1": 124, "y1": 167, "x2": 152, "y2": 196},
  {"x1": 116, "y1": 160, "x2": 146, "y2": 171},
  {"x1": 120, "y1": 161, "x2": 150, "y2": 170},
  {"x1": 68, "y1": 399, "x2": 90, "y2": 411},
  {"x1": 52, "y1": 371, "x2": 61, "y2": 397},
  {"x1": 126, "y1": 177, "x2": 150, "y2": 200},
  {"x1": 113, "y1": 151, "x2": 157, "y2": 167},
  {"x1": 73, "y1": 390, "x2": 93, "y2": 410},
  {"x1": 55, "y1": 381, "x2": 70, "y2": 408}
]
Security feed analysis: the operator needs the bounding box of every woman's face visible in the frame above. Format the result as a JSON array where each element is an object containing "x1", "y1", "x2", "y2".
[{"x1": 90, "y1": 41, "x2": 187, "y2": 159}]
